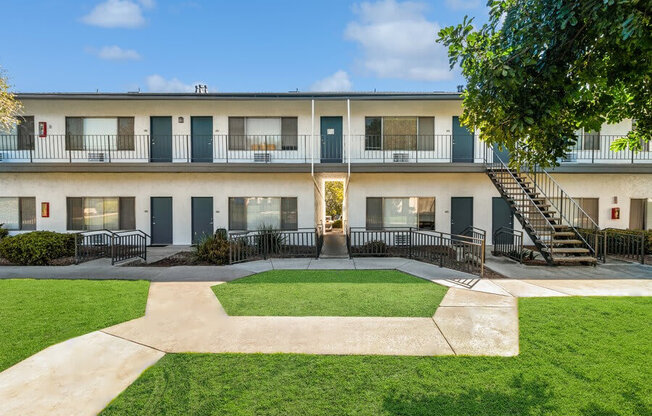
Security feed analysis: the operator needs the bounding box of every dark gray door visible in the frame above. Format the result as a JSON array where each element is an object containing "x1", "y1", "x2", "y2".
[
  {"x1": 320, "y1": 117, "x2": 343, "y2": 163},
  {"x1": 151, "y1": 197, "x2": 173, "y2": 245},
  {"x1": 492, "y1": 197, "x2": 514, "y2": 244},
  {"x1": 452, "y1": 116, "x2": 474, "y2": 162},
  {"x1": 451, "y1": 197, "x2": 473, "y2": 236},
  {"x1": 492, "y1": 143, "x2": 510, "y2": 164},
  {"x1": 192, "y1": 197, "x2": 213, "y2": 244},
  {"x1": 150, "y1": 116, "x2": 172, "y2": 162},
  {"x1": 191, "y1": 116, "x2": 213, "y2": 162}
]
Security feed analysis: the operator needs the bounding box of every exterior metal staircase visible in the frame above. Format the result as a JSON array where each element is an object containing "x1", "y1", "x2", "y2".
[{"x1": 486, "y1": 153, "x2": 598, "y2": 265}]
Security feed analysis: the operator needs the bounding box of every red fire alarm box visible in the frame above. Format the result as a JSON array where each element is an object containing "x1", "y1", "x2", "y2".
[
  {"x1": 611, "y1": 207, "x2": 620, "y2": 220},
  {"x1": 41, "y1": 202, "x2": 50, "y2": 218},
  {"x1": 38, "y1": 122, "x2": 47, "y2": 137}
]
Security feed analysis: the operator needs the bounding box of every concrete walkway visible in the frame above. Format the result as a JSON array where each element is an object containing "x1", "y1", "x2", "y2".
[{"x1": 1, "y1": 259, "x2": 651, "y2": 416}]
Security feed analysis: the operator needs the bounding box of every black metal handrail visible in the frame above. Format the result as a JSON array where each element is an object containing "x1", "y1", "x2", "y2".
[
  {"x1": 348, "y1": 227, "x2": 485, "y2": 277},
  {"x1": 523, "y1": 164, "x2": 598, "y2": 258},
  {"x1": 462, "y1": 226, "x2": 486, "y2": 241},
  {"x1": 492, "y1": 226, "x2": 524, "y2": 264},
  {"x1": 578, "y1": 228, "x2": 647, "y2": 264},
  {"x1": 228, "y1": 228, "x2": 320, "y2": 264},
  {"x1": 75, "y1": 228, "x2": 147, "y2": 264}
]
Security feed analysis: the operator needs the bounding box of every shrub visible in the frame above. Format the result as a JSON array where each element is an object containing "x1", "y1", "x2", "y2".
[
  {"x1": 193, "y1": 231, "x2": 230, "y2": 265},
  {"x1": 604, "y1": 228, "x2": 652, "y2": 254},
  {"x1": 357, "y1": 240, "x2": 388, "y2": 255},
  {"x1": 0, "y1": 231, "x2": 75, "y2": 265},
  {"x1": 0, "y1": 224, "x2": 8, "y2": 240},
  {"x1": 255, "y1": 224, "x2": 285, "y2": 254},
  {"x1": 332, "y1": 219, "x2": 342, "y2": 229}
]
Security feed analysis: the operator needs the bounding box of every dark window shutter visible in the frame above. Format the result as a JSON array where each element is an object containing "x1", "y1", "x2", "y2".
[
  {"x1": 229, "y1": 197, "x2": 246, "y2": 230},
  {"x1": 228, "y1": 117, "x2": 246, "y2": 150},
  {"x1": 117, "y1": 117, "x2": 135, "y2": 151},
  {"x1": 417, "y1": 197, "x2": 435, "y2": 230},
  {"x1": 119, "y1": 197, "x2": 136, "y2": 229},
  {"x1": 67, "y1": 197, "x2": 84, "y2": 230},
  {"x1": 417, "y1": 117, "x2": 434, "y2": 151},
  {"x1": 65, "y1": 117, "x2": 84, "y2": 150},
  {"x1": 280, "y1": 197, "x2": 298, "y2": 230},
  {"x1": 16, "y1": 116, "x2": 35, "y2": 150},
  {"x1": 583, "y1": 131, "x2": 600, "y2": 150},
  {"x1": 366, "y1": 197, "x2": 383, "y2": 230},
  {"x1": 19, "y1": 197, "x2": 36, "y2": 230},
  {"x1": 365, "y1": 117, "x2": 382, "y2": 150},
  {"x1": 281, "y1": 117, "x2": 298, "y2": 150}
]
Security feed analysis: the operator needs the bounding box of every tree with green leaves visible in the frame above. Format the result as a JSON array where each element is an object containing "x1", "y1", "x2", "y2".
[
  {"x1": 0, "y1": 67, "x2": 22, "y2": 132},
  {"x1": 325, "y1": 181, "x2": 344, "y2": 218},
  {"x1": 437, "y1": 0, "x2": 651, "y2": 167}
]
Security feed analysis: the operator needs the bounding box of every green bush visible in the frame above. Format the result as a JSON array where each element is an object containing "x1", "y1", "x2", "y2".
[
  {"x1": 332, "y1": 219, "x2": 342, "y2": 229},
  {"x1": 0, "y1": 231, "x2": 75, "y2": 265},
  {"x1": 193, "y1": 231, "x2": 230, "y2": 265},
  {"x1": 0, "y1": 224, "x2": 8, "y2": 240},
  {"x1": 604, "y1": 228, "x2": 652, "y2": 254}
]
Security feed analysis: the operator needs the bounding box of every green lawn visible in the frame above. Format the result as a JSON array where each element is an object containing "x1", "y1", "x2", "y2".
[
  {"x1": 102, "y1": 296, "x2": 651, "y2": 416},
  {"x1": 0, "y1": 279, "x2": 149, "y2": 371},
  {"x1": 212, "y1": 270, "x2": 448, "y2": 317}
]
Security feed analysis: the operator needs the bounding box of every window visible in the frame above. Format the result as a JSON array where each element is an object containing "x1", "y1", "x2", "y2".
[
  {"x1": 364, "y1": 117, "x2": 434, "y2": 151},
  {"x1": 66, "y1": 197, "x2": 135, "y2": 230},
  {"x1": 228, "y1": 117, "x2": 298, "y2": 151},
  {"x1": 582, "y1": 130, "x2": 600, "y2": 150},
  {"x1": 0, "y1": 116, "x2": 35, "y2": 151},
  {"x1": 228, "y1": 197, "x2": 297, "y2": 231},
  {"x1": 65, "y1": 117, "x2": 135, "y2": 151},
  {"x1": 630, "y1": 198, "x2": 652, "y2": 230},
  {"x1": 0, "y1": 197, "x2": 36, "y2": 230},
  {"x1": 366, "y1": 197, "x2": 435, "y2": 230}
]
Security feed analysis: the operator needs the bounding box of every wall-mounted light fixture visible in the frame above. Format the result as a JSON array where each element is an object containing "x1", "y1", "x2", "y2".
[{"x1": 178, "y1": 116, "x2": 184, "y2": 123}]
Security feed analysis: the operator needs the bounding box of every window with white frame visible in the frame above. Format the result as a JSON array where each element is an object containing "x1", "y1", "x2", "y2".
[
  {"x1": 0, "y1": 197, "x2": 36, "y2": 230},
  {"x1": 66, "y1": 197, "x2": 135, "y2": 230},
  {"x1": 364, "y1": 116, "x2": 435, "y2": 151},
  {"x1": 65, "y1": 117, "x2": 135, "y2": 151},
  {"x1": 228, "y1": 117, "x2": 298, "y2": 151},
  {"x1": 366, "y1": 197, "x2": 435, "y2": 230},
  {"x1": 228, "y1": 197, "x2": 297, "y2": 231},
  {"x1": 0, "y1": 116, "x2": 35, "y2": 151}
]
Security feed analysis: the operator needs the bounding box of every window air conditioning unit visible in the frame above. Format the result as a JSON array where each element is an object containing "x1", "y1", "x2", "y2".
[
  {"x1": 254, "y1": 152, "x2": 271, "y2": 162},
  {"x1": 88, "y1": 152, "x2": 106, "y2": 162},
  {"x1": 395, "y1": 234, "x2": 409, "y2": 245},
  {"x1": 393, "y1": 152, "x2": 409, "y2": 163}
]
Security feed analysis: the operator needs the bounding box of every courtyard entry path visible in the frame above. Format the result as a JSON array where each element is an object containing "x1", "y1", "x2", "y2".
[{"x1": 0, "y1": 259, "x2": 651, "y2": 415}]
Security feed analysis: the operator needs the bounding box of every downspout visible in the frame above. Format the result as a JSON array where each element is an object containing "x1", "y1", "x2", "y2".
[
  {"x1": 311, "y1": 99, "x2": 315, "y2": 177},
  {"x1": 347, "y1": 98, "x2": 351, "y2": 179}
]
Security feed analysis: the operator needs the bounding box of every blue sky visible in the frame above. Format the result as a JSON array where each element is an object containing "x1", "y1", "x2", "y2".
[{"x1": 2, "y1": 0, "x2": 489, "y2": 93}]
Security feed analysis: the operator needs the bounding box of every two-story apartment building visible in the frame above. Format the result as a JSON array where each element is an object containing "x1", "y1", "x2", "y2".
[{"x1": 0, "y1": 91, "x2": 650, "y2": 252}]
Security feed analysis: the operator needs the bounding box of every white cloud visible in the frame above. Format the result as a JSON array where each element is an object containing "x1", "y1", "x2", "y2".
[
  {"x1": 345, "y1": 0, "x2": 455, "y2": 81},
  {"x1": 445, "y1": 0, "x2": 481, "y2": 10},
  {"x1": 81, "y1": 0, "x2": 154, "y2": 28},
  {"x1": 310, "y1": 70, "x2": 353, "y2": 92},
  {"x1": 92, "y1": 45, "x2": 141, "y2": 60},
  {"x1": 146, "y1": 74, "x2": 203, "y2": 93}
]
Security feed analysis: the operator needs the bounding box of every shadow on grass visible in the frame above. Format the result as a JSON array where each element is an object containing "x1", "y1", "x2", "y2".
[{"x1": 383, "y1": 375, "x2": 556, "y2": 416}]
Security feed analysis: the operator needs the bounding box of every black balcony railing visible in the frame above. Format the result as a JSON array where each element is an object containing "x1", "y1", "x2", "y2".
[
  {"x1": 0, "y1": 133, "x2": 649, "y2": 165},
  {"x1": 228, "y1": 228, "x2": 321, "y2": 263}
]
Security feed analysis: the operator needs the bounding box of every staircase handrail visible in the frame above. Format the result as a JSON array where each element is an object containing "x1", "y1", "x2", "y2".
[
  {"x1": 523, "y1": 163, "x2": 598, "y2": 257},
  {"x1": 487, "y1": 152, "x2": 556, "y2": 257}
]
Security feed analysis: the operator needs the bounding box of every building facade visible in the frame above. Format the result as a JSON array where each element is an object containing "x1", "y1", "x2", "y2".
[{"x1": 0, "y1": 92, "x2": 650, "y2": 246}]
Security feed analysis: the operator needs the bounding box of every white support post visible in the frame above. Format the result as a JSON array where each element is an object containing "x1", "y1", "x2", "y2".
[
  {"x1": 311, "y1": 99, "x2": 315, "y2": 176},
  {"x1": 347, "y1": 98, "x2": 351, "y2": 177}
]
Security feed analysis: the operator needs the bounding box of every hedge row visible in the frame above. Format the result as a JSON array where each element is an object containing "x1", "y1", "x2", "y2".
[{"x1": 0, "y1": 231, "x2": 76, "y2": 265}]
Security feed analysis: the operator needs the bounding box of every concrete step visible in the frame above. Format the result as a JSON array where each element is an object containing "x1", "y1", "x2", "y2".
[
  {"x1": 543, "y1": 247, "x2": 590, "y2": 254},
  {"x1": 551, "y1": 256, "x2": 598, "y2": 264}
]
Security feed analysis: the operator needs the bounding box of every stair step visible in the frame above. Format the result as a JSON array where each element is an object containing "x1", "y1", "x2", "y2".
[
  {"x1": 543, "y1": 247, "x2": 590, "y2": 254},
  {"x1": 552, "y1": 256, "x2": 598, "y2": 264},
  {"x1": 553, "y1": 231, "x2": 576, "y2": 237},
  {"x1": 550, "y1": 239, "x2": 584, "y2": 245}
]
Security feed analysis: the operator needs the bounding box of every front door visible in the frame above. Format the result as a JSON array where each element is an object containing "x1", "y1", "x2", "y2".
[
  {"x1": 492, "y1": 197, "x2": 514, "y2": 244},
  {"x1": 191, "y1": 116, "x2": 213, "y2": 162},
  {"x1": 151, "y1": 197, "x2": 173, "y2": 245},
  {"x1": 451, "y1": 197, "x2": 473, "y2": 236},
  {"x1": 192, "y1": 197, "x2": 214, "y2": 244},
  {"x1": 492, "y1": 143, "x2": 510, "y2": 164},
  {"x1": 452, "y1": 116, "x2": 474, "y2": 163},
  {"x1": 320, "y1": 116, "x2": 343, "y2": 163},
  {"x1": 150, "y1": 116, "x2": 172, "y2": 162}
]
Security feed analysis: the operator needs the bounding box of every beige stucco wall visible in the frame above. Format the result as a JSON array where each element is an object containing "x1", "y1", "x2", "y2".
[{"x1": 0, "y1": 172, "x2": 316, "y2": 245}]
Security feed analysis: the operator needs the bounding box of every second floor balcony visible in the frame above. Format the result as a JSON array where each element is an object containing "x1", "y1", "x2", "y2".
[{"x1": 0, "y1": 133, "x2": 650, "y2": 167}]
